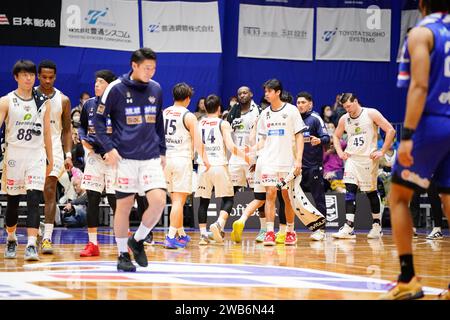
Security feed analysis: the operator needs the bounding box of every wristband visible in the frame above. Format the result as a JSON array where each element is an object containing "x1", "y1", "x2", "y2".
[
  {"x1": 65, "y1": 152, "x2": 72, "y2": 158},
  {"x1": 401, "y1": 127, "x2": 415, "y2": 141}
]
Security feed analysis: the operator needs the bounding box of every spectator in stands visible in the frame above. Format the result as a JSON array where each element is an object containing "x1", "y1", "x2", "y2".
[
  {"x1": 194, "y1": 97, "x2": 207, "y2": 120},
  {"x1": 281, "y1": 90, "x2": 293, "y2": 104},
  {"x1": 71, "y1": 108, "x2": 81, "y2": 128},
  {"x1": 71, "y1": 127, "x2": 85, "y2": 171},
  {"x1": 260, "y1": 96, "x2": 270, "y2": 110},
  {"x1": 323, "y1": 139, "x2": 346, "y2": 193},
  {"x1": 62, "y1": 168, "x2": 87, "y2": 228},
  {"x1": 73, "y1": 91, "x2": 90, "y2": 114},
  {"x1": 321, "y1": 105, "x2": 336, "y2": 135},
  {"x1": 331, "y1": 94, "x2": 346, "y2": 126}
]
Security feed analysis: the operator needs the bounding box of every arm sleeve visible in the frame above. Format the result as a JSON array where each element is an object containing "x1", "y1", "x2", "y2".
[
  {"x1": 156, "y1": 90, "x2": 166, "y2": 156},
  {"x1": 78, "y1": 101, "x2": 88, "y2": 141},
  {"x1": 94, "y1": 89, "x2": 115, "y2": 153}
]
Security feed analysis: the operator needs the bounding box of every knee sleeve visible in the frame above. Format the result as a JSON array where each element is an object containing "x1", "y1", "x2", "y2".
[
  {"x1": 5, "y1": 195, "x2": 20, "y2": 227},
  {"x1": 277, "y1": 190, "x2": 286, "y2": 225},
  {"x1": 198, "y1": 197, "x2": 210, "y2": 224},
  {"x1": 26, "y1": 190, "x2": 42, "y2": 229},
  {"x1": 87, "y1": 190, "x2": 102, "y2": 228},
  {"x1": 107, "y1": 194, "x2": 117, "y2": 214},
  {"x1": 254, "y1": 192, "x2": 266, "y2": 201},
  {"x1": 220, "y1": 196, "x2": 234, "y2": 214},
  {"x1": 366, "y1": 190, "x2": 380, "y2": 214},
  {"x1": 345, "y1": 183, "x2": 358, "y2": 214}
]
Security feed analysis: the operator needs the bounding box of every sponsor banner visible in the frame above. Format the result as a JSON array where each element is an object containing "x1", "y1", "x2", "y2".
[
  {"x1": 142, "y1": 1, "x2": 221, "y2": 53},
  {"x1": 0, "y1": 0, "x2": 61, "y2": 46},
  {"x1": 60, "y1": 0, "x2": 139, "y2": 51},
  {"x1": 397, "y1": 1, "x2": 420, "y2": 62},
  {"x1": 316, "y1": 1, "x2": 391, "y2": 61},
  {"x1": 237, "y1": 2, "x2": 314, "y2": 61},
  {"x1": 325, "y1": 194, "x2": 339, "y2": 227}
]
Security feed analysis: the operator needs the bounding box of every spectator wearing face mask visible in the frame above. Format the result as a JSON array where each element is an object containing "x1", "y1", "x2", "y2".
[{"x1": 321, "y1": 105, "x2": 336, "y2": 135}]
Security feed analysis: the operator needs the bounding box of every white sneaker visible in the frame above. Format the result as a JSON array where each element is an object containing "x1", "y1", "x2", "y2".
[
  {"x1": 367, "y1": 223, "x2": 383, "y2": 239},
  {"x1": 426, "y1": 227, "x2": 443, "y2": 240},
  {"x1": 332, "y1": 224, "x2": 356, "y2": 239},
  {"x1": 310, "y1": 229, "x2": 326, "y2": 241}
]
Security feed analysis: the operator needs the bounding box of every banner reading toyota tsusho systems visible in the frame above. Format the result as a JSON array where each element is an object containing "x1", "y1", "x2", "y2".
[
  {"x1": 316, "y1": 0, "x2": 391, "y2": 61},
  {"x1": 0, "y1": 0, "x2": 61, "y2": 46},
  {"x1": 237, "y1": 0, "x2": 314, "y2": 61},
  {"x1": 60, "y1": 0, "x2": 139, "y2": 51},
  {"x1": 142, "y1": 1, "x2": 221, "y2": 53}
]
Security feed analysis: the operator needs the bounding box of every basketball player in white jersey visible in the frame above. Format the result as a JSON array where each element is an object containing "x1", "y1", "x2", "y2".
[
  {"x1": 1, "y1": 60, "x2": 53, "y2": 261},
  {"x1": 163, "y1": 83, "x2": 210, "y2": 249},
  {"x1": 332, "y1": 93, "x2": 395, "y2": 239},
  {"x1": 195, "y1": 94, "x2": 249, "y2": 244},
  {"x1": 254, "y1": 79, "x2": 305, "y2": 246},
  {"x1": 36, "y1": 60, "x2": 73, "y2": 254}
]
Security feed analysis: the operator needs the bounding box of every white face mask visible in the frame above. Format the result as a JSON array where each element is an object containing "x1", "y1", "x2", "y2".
[
  {"x1": 72, "y1": 115, "x2": 80, "y2": 123},
  {"x1": 324, "y1": 110, "x2": 332, "y2": 118}
]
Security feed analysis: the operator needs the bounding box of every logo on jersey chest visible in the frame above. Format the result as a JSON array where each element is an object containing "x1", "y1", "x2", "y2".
[{"x1": 126, "y1": 92, "x2": 133, "y2": 104}]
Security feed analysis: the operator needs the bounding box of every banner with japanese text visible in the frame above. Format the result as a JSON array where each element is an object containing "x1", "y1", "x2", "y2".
[
  {"x1": 237, "y1": 0, "x2": 314, "y2": 61},
  {"x1": 60, "y1": 0, "x2": 139, "y2": 51},
  {"x1": 316, "y1": 0, "x2": 391, "y2": 61},
  {"x1": 0, "y1": 0, "x2": 61, "y2": 46},
  {"x1": 142, "y1": 1, "x2": 222, "y2": 53}
]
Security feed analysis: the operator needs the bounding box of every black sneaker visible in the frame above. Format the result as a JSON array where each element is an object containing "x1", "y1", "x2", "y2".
[
  {"x1": 117, "y1": 253, "x2": 136, "y2": 272},
  {"x1": 127, "y1": 235, "x2": 148, "y2": 267},
  {"x1": 144, "y1": 231, "x2": 154, "y2": 246}
]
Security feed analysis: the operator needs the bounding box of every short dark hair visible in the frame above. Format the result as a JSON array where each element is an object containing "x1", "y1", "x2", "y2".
[
  {"x1": 280, "y1": 91, "x2": 293, "y2": 103},
  {"x1": 263, "y1": 79, "x2": 283, "y2": 93},
  {"x1": 339, "y1": 93, "x2": 358, "y2": 104},
  {"x1": 421, "y1": 0, "x2": 450, "y2": 14},
  {"x1": 80, "y1": 91, "x2": 90, "y2": 99},
  {"x1": 12, "y1": 59, "x2": 36, "y2": 76},
  {"x1": 130, "y1": 47, "x2": 157, "y2": 65},
  {"x1": 296, "y1": 91, "x2": 313, "y2": 102},
  {"x1": 95, "y1": 69, "x2": 117, "y2": 84},
  {"x1": 205, "y1": 94, "x2": 221, "y2": 114},
  {"x1": 172, "y1": 82, "x2": 193, "y2": 101},
  {"x1": 38, "y1": 59, "x2": 57, "y2": 74}
]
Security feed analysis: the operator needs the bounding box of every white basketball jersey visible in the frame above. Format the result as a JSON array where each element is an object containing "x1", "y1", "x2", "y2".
[
  {"x1": 343, "y1": 108, "x2": 378, "y2": 157},
  {"x1": 36, "y1": 87, "x2": 62, "y2": 148},
  {"x1": 163, "y1": 105, "x2": 192, "y2": 159},
  {"x1": 5, "y1": 91, "x2": 46, "y2": 149},
  {"x1": 229, "y1": 104, "x2": 260, "y2": 165},
  {"x1": 258, "y1": 103, "x2": 305, "y2": 168},
  {"x1": 197, "y1": 117, "x2": 227, "y2": 166}
]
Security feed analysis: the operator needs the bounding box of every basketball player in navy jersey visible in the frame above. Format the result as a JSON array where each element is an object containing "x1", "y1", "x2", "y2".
[{"x1": 380, "y1": 0, "x2": 450, "y2": 300}]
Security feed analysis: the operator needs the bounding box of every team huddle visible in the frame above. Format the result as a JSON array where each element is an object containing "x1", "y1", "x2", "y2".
[{"x1": 0, "y1": 0, "x2": 449, "y2": 300}]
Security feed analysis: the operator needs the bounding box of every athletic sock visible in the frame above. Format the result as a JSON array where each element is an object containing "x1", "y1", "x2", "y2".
[
  {"x1": 259, "y1": 217, "x2": 266, "y2": 230},
  {"x1": 200, "y1": 227, "x2": 207, "y2": 236},
  {"x1": 88, "y1": 232, "x2": 98, "y2": 245},
  {"x1": 44, "y1": 223, "x2": 54, "y2": 240},
  {"x1": 116, "y1": 237, "x2": 128, "y2": 254},
  {"x1": 27, "y1": 236, "x2": 37, "y2": 247},
  {"x1": 266, "y1": 222, "x2": 274, "y2": 233},
  {"x1": 134, "y1": 222, "x2": 151, "y2": 241},
  {"x1": 345, "y1": 214, "x2": 355, "y2": 228},
  {"x1": 278, "y1": 224, "x2": 286, "y2": 234},
  {"x1": 372, "y1": 213, "x2": 381, "y2": 225},
  {"x1": 177, "y1": 227, "x2": 186, "y2": 237},
  {"x1": 238, "y1": 215, "x2": 248, "y2": 223},
  {"x1": 218, "y1": 217, "x2": 226, "y2": 229},
  {"x1": 286, "y1": 223, "x2": 295, "y2": 233},
  {"x1": 168, "y1": 226, "x2": 177, "y2": 239}
]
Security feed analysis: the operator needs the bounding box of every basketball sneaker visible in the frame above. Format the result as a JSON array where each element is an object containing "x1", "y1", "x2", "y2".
[
  {"x1": 438, "y1": 289, "x2": 450, "y2": 300},
  {"x1": 4, "y1": 240, "x2": 17, "y2": 259},
  {"x1": 127, "y1": 235, "x2": 148, "y2": 267},
  {"x1": 413, "y1": 227, "x2": 418, "y2": 239},
  {"x1": 379, "y1": 276, "x2": 424, "y2": 300},
  {"x1": 285, "y1": 231, "x2": 297, "y2": 245},
  {"x1": 117, "y1": 252, "x2": 136, "y2": 272},
  {"x1": 80, "y1": 242, "x2": 100, "y2": 257},
  {"x1": 426, "y1": 228, "x2": 443, "y2": 240},
  {"x1": 263, "y1": 231, "x2": 276, "y2": 246},
  {"x1": 310, "y1": 229, "x2": 326, "y2": 241},
  {"x1": 41, "y1": 239, "x2": 54, "y2": 254},
  {"x1": 275, "y1": 232, "x2": 286, "y2": 244},
  {"x1": 37, "y1": 222, "x2": 45, "y2": 244},
  {"x1": 164, "y1": 236, "x2": 182, "y2": 249},
  {"x1": 231, "y1": 220, "x2": 245, "y2": 243},
  {"x1": 367, "y1": 223, "x2": 383, "y2": 239},
  {"x1": 332, "y1": 224, "x2": 356, "y2": 239},
  {"x1": 24, "y1": 245, "x2": 40, "y2": 261},
  {"x1": 199, "y1": 234, "x2": 210, "y2": 246},
  {"x1": 177, "y1": 235, "x2": 191, "y2": 248},
  {"x1": 255, "y1": 229, "x2": 266, "y2": 243},
  {"x1": 144, "y1": 231, "x2": 154, "y2": 246},
  {"x1": 210, "y1": 222, "x2": 225, "y2": 243}
]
